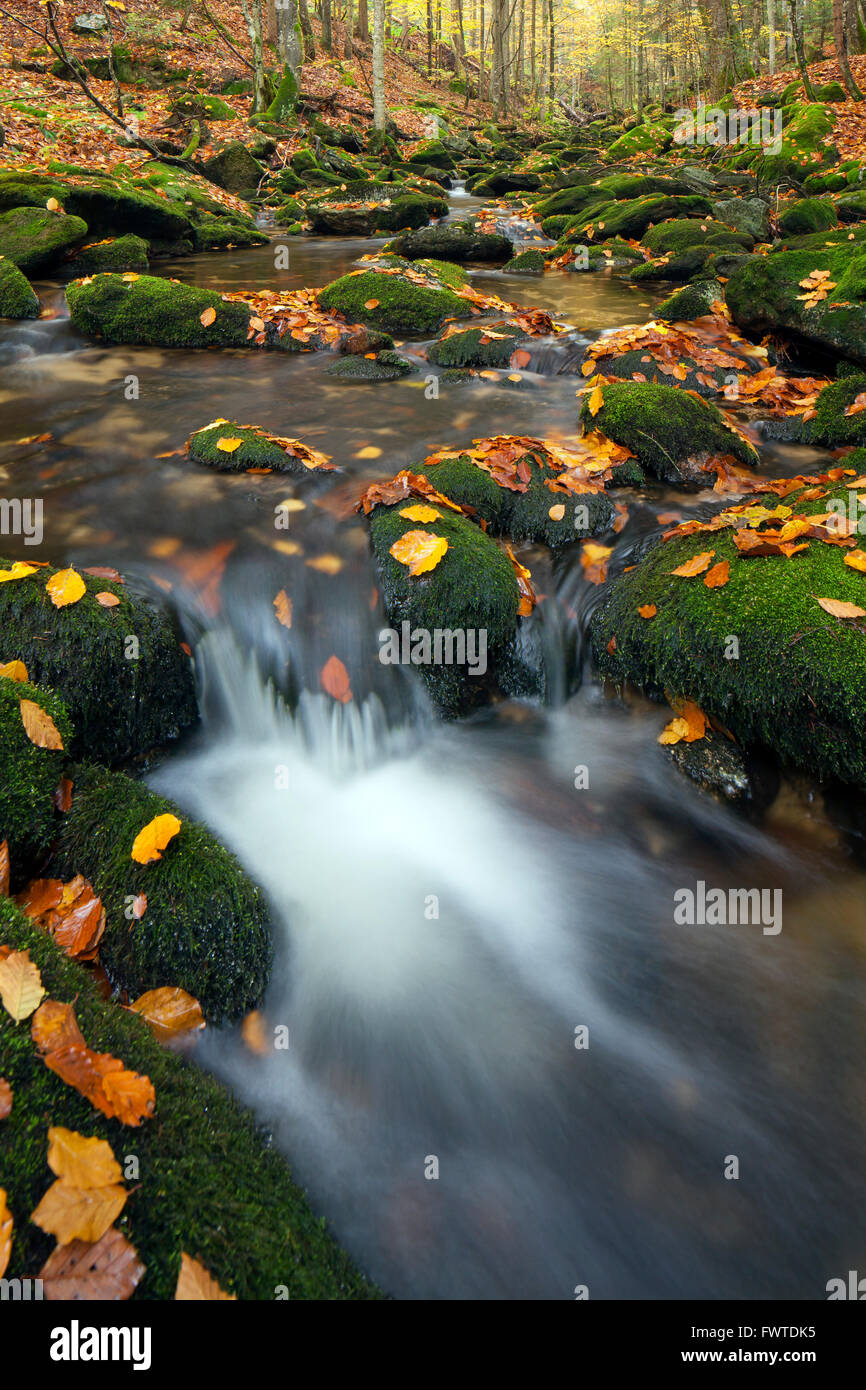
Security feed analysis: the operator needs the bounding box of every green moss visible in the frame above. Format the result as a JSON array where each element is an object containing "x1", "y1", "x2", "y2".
[
  {"x1": 199, "y1": 143, "x2": 265, "y2": 199},
  {"x1": 388, "y1": 221, "x2": 512, "y2": 262},
  {"x1": 577, "y1": 194, "x2": 713, "y2": 242},
  {"x1": 777, "y1": 197, "x2": 838, "y2": 236},
  {"x1": 368, "y1": 503, "x2": 520, "y2": 714},
  {"x1": 405, "y1": 139, "x2": 456, "y2": 171},
  {"x1": 0, "y1": 175, "x2": 194, "y2": 241},
  {"x1": 591, "y1": 481, "x2": 866, "y2": 785},
  {"x1": 428, "y1": 325, "x2": 524, "y2": 368},
  {"x1": 189, "y1": 213, "x2": 267, "y2": 251},
  {"x1": 605, "y1": 122, "x2": 673, "y2": 160},
  {"x1": 187, "y1": 422, "x2": 313, "y2": 471},
  {"x1": 656, "y1": 279, "x2": 725, "y2": 321},
  {"x1": 0, "y1": 901, "x2": 380, "y2": 1298},
  {"x1": 581, "y1": 381, "x2": 759, "y2": 484},
  {"x1": 420, "y1": 451, "x2": 615, "y2": 545},
  {"x1": 725, "y1": 244, "x2": 866, "y2": 365},
  {"x1": 49, "y1": 765, "x2": 270, "y2": 1023},
  {"x1": 0, "y1": 677, "x2": 71, "y2": 872},
  {"x1": 0, "y1": 256, "x2": 39, "y2": 317},
  {"x1": 642, "y1": 219, "x2": 752, "y2": 256},
  {"x1": 172, "y1": 93, "x2": 238, "y2": 121},
  {"x1": 753, "y1": 102, "x2": 837, "y2": 183},
  {"x1": 0, "y1": 207, "x2": 87, "y2": 274},
  {"x1": 502, "y1": 248, "x2": 545, "y2": 273},
  {"x1": 67, "y1": 234, "x2": 150, "y2": 275},
  {"x1": 630, "y1": 245, "x2": 713, "y2": 282},
  {"x1": 264, "y1": 64, "x2": 299, "y2": 122},
  {"x1": 836, "y1": 189, "x2": 866, "y2": 223},
  {"x1": 317, "y1": 262, "x2": 466, "y2": 336},
  {"x1": 325, "y1": 351, "x2": 413, "y2": 381},
  {"x1": 66, "y1": 273, "x2": 254, "y2": 348},
  {"x1": 800, "y1": 375, "x2": 866, "y2": 446},
  {"x1": 0, "y1": 558, "x2": 196, "y2": 764}
]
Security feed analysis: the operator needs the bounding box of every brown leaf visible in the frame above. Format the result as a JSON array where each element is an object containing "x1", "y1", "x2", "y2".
[
  {"x1": 670, "y1": 550, "x2": 715, "y2": 578},
  {"x1": 0, "y1": 1077, "x2": 11, "y2": 1120},
  {"x1": 95, "y1": 592, "x2": 120, "y2": 608},
  {"x1": 175, "y1": 1252, "x2": 236, "y2": 1301},
  {"x1": 53, "y1": 778, "x2": 74, "y2": 813},
  {"x1": 0, "y1": 841, "x2": 8, "y2": 898},
  {"x1": 44, "y1": 1045, "x2": 155, "y2": 1126},
  {"x1": 199, "y1": 306, "x2": 216, "y2": 327},
  {"x1": 0, "y1": 1189, "x2": 12, "y2": 1279},
  {"x1": 20, "y1": 699, "x2": 64, "y2": 751},
  {"x1": 703, "y1": 560, "x2": 730, "y2": 588},
  {"x1": 320, "y1": 655, "x2": 353, "y2": 703},
  {"x1": 129, "y1": 987, "x2": 205, "y2": 1042},
  {"x1": 31, "y1": 1000, "x2": 86, "y2": 1055},
  {"x1": 40, "y1": 1226, "x2": 145, "y2": 1301},
  {"x1": 814, "y1": 595, "x2": 866, "y2": 618}
]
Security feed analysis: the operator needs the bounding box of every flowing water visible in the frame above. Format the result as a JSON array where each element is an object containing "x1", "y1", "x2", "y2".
[{"x1": 2, "y1": 193, "x2": 865, "y2": 1299}]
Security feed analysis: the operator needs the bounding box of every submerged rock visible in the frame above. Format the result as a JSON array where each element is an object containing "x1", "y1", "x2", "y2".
[
  {"x1": 326, "y1": 350, "x2": 414, "y2": 381},
  {"x1": 664, "y1": 733, "x2": 780, "y2": 814},
  {"x1": 502, "y1": 248, "x2": 545, "y2": 274}
]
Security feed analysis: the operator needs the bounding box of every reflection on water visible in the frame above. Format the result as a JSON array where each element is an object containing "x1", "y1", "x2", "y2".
[{"x1": 2, "y1": 209, "x2": 865, "y2": 1299}]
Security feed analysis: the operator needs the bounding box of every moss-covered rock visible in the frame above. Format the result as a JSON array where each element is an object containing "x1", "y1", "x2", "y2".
[
  {"x1": 641, "y1": 219, "x2": 753, "y2": 256},
  {"x1": 368, "y1": 500, "x2": 522, "y2": 714},
  {"x1": 326, "y1": 350, "x2": 414, "y2": 381},
  {"x1": 49, "y1": 765, "x2": 270, "y2": 1023},
  {"x1": 577, "y1": 194, "x2": 713, "y2": 242},
  {"x1": 605, "y1": 121, "x2": 673, "y2": 161},
  {"x1": 835, "y1": 189, "x2": 866, "y2": 223},
  {"x1": 187, "y1": 422, "x2": 320, "y2": 470},
  {"x1": 405, "y1": 138, "x2": 456, "y2": 171},
  {"x1": 317, "y1": 257, "x2": 467, "y2": 336},
  {"x1": 200, "y1": 142, "x2": 265, "y2": 198},
  {"x1": 0, "y1": 255, "x2": 39, "y2": 317},
  {"x1": 420, "y1": 450, "x2": 615, "y2": 545},
  {"x1": 67, "y1": 234, "x2": 150, "y2": 275},
  {"x1": 469, "y1": 167, "x2": 541, "y2": 195},
  {"x1": 752, "y1": 102, "x2": 837, "y2": 183},
  {"x1": 66, "y1": 272, "x2": 254, "y2": 348},
  {"x1": 387, "y1": 220, "x2": 512, "y2": 262},
  {"x1": 581, "y1": 381, "x2": 759, "y2": 484},
  {"x1": 798, "y1": 374, "x2": 866, "y2": 446},
  {"x1": 0, "y1": 174, "x2": 194, "y2": 242},
  {"x1": 656, "y1": 278, "x2": 725, "y2": 321},
  {"x1": 0, "y1": 559, "x2": 196, "y2": 764},
  {"x1": 777, "y1": 197, "x2": 838, "y2": 236},
  {"x1": 0, "y1": 206, "x2": 87, "y2": 274},
  {"x1": 0, "y1": 676, "x2": 71, "y2": 872},
  {"x1": 590, "y1": 478, "x2": 866, "y2": 786},
  {"x1": 0, "y1": 901, "x2": 379, "y2": 1298},
  {"x1": 502, "y1": 248, "x2": 545, "y2": 274},
  {"x1": 725, "y1": 243, "x2": 866, "y2": 366},
  {"x1": 428, "y1": 323, "x2": 526, "y2": 368}
]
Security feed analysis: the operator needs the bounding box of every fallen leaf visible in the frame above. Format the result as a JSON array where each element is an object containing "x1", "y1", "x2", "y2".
[
  {"x1": 31, "y1": 1000, "x2": 86, "y2": 1054},
  {"x1": 53, "y1": 778, "x2": 73, "y2": 812},
  {"x1": 670, "y1": 550, "x2": 716, "y2": 578},
  {"x1": 47, "y1": 1128, "x2": 123, "y2": 1189},
  {"x1": 843, "y1": 549, "x2": 866, "y2": 573},
  {"x1": 0, "y1": 1189, "x2": 11, "y2": 1278},
  {"x1": 363, "y1": 298, "x2": 380, "y2": 309},
  {"x1": 20, "y1": 699, "x2": 64, "y2": 751},
  {"x1": 129, "y1": 987, "x2": 205, "y2": 1042},
  {"x1": 658, "y1": 699, "x2": 706, "y2": 746},
  {"x1": 814, "y1": 595, "x2": 866, "y2": 618},
  {"x1": 703, "y1": 560, "x2": 730, "y2": 588},
  {"x1": 31, "y1": 1179, "x2": 127, "y2": 1246},
  {"x1": 0, "y1": 841, "x2": 7, "y2": 897},
  {"x1": 200, "y1": 306, "x2": 216, "y2": 327},
  {"x1": 273, "y1": 590, "x2": 293, "y2": 629},
  {"x1": 39, "y1": 1226, "x2": 145, "y2": 1301},
  {"x1": 0, "y1": 660, "x2": 28, "y2": 682},
  {"x1": 355, "y1": 446, "x2": 383, "y2": 459},
  {"x1": 175, "y1": 1252, "x2": 235, "y2": 1301},
  {"x1": 638, "y1": 604, "x2": 657, "y2": 618},
  {"x1": 305, "y1": 554, "x2": 343, "y2": 574},
  {"x1": 0, "y1": 949, "x2": 45, "y2": 1021},
  {"x1": 548, "y1": 503, "x2": 566, "y2": 521},
  {"x1": 0, "y1": 1078, "x2": 11, "y2": 1119},
  {"x1": 588, "y1": 381, "x2": 605, "y2": 416},
  {"x1": 46, "y1": 569, "x2": 86, "y2": 608},
  {"x1": 95, "y1": 592, "x2": 120, "y2": 608},
  {"x1": 399, "y1": 504, "x2": 442, "y2": 523},
  {"x1": 241, "y1": 1009, "x2": 267, "y2": 1054},
  {"x1": 131, "y1": 814, "x2": 182, "y2": 865},
  {"x1": 216, "y1": 437, "x2": 243, "y2": 453},
  {"x1": 320, "y1": 655, "x2": 353, "y2": 703},
  {"x1": 0, "y1": 562, "x2": 38, "y2": 583},
  {"x1": 389, "y1": 529, "x2": 449, "y2": 576}
]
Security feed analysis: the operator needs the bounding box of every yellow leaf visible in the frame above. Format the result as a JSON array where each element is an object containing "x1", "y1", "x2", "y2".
[
  {"x1": 31, "y1": 1178, "x2": 127, "y2": 1246},
  {"x1": 0, "y1": 949, "x2": 45, "y2": 1021},
  {"x1": 46, "y1": 197, "x2": 60, "y2": 212},
  {"x1": 814, "y1": 595, "x2": 866, "y2": 618},
  {"x1": 389, "y1": 530, "x2": 449, "y2": 576},
  {"x1": 305, "y1": 554, "x2": 343, "y2": 574},
  {"x1": 548, "y1": 503, "x2": 566, "y2": 521},
  {"x1": 0, "y1": 1189, "x2": 12, "y2": 1279},
  {"x1": 398, "y1": 504, "x2": 442, "y2": 523},
  {"x1": 588, "y1": 381, "x2": 604, "y2": 416},
  {"x1": 0, "y1": 660, "x2": 28, "y2": 682},
  {"x1": 175, "y1": 1252, "x2": 236, "y2": 1301},
  {"x1": 130, "y1": 814, "x2": 182, "y2": 865},
  {"x1": 20, "y1": 699, "x2": 64, "y2": 750},
  {"x1": 0, "y1": 562, "x2": 38, "y2": 583},
  {"x1": 47, "y1": 1128, "x2": 123, "y2": 1189},
  {"x1": 670, "y1": 550, "x2": 715, "y2": 578},
  {"x1": 216, "y1": 437, "x2": 243, "y2": 453},
  {"x1": 129, "y1": 987, "x2": 205, "y2": 1041},
  {"x1": 200, "y1": 306, "x2": 216, "y2": 327},
  {"x1": 843, "y1": 549, "x2": 866, "y2": 573},
  {"x1": 122, "y1": 272, "x2": 139, "y2": 283},
  {"x1": 46, "y1": 569, "x2": 86, "y2": 608},
  {"x1": 273, "y1": 589, "x2": 293, "y2": 628},
  {"x1": 355, "y1": 446, "x2": 382, "y2": 459}
]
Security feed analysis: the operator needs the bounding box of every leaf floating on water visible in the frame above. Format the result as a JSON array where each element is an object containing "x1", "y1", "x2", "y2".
[
  {"x1": 40, "y1": 1226, "x2": 145, "y2": 1301},
  {"x1": 0, "y1": 949, "x2": 45, "y2": 1021},
  {"x1": 389, "y1": 530, "x2": 449, "y2": 576},
  {"x1": 814, "y1": 595, "x2": 866, "y2": 618},
  {"x1": 273, "y1": 590, "x2": 293, "y2": 629},
  {"x1": 199, "y1": 306, "x2": 216, "y2": 327},
  {"x1": 131, "y1": 814, "x2": 182, "y2": 865},
  {"x1": 129, "y1": 987, "x2": 205, "y2": 1042},
  {"x1": 320, "y1": 655, "x2": 353, "y2": 703},
  {"x1": 0, "y1": 660, "x2": 28, "y2": 682},
  {"x1": 355, "y1": 446, "x2": 383, "y2": 459},
  {"x1": 46, "y1": 569, "x2": 86, "y2": 608},
  {"x1": 241, "y1": 1009, "x2": 268, "y2": 1055},
  {"x1": 175, "y1": 1252, "x2": 236, "y2": 1301},
  {"x1": 579, "y1": 541, "x2": 612, "y2": 586},
  {"x1": 20, "y1": 699, "x2": 64, "y2": 751},
  {"x1": 305, "y1": 554, "x2": 343, "y2": 575}
]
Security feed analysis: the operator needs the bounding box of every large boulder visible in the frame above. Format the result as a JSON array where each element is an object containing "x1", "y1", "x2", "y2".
[
  {"x1": 67, "y1": 272, "x2": 255, "y2": 348},
  {"x1": 711, "y1": 196, "x2": 771, "y2": 241},
  {"x1": 0, "y1": 207, "x2": 87, "y2": 274},
  {"x1": 0, "y1": 675, "x2": 71, "y2": 872},
  {"x1": 318, "y1": 255, "x2": 468, "y2": 336},
  {"x1": 200, "y1": 142, "x2": 265, "y2": 198},
  {"x1": 66, "y1": 233, "x2": 150, "y2": 275},
  {"x1": 0, "y1": 255, "x2": 39, "y2": 317},
  {"x1": 0, "y1": 173, "x2": 194, "y2": 242},
  {"x1": 777, "y1": 196, "x2": 838, "y2": 236},
  {"x1": 725, "y1": 243, "x2": 866, "y2": 366},
  {"x1": 388, "y1": 220, "x2": 512, "y2": 262}
]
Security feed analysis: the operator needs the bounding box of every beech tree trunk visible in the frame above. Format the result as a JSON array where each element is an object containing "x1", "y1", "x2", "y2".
[{"x1": 372, "y1": 0, "x2": 386, "y2": 128}]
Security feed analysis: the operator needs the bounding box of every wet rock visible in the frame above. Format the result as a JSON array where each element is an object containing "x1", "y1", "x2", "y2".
[
  {"x1": 187, "y1": 421, "x2": 325, "y2": 470},
  {"x1": 797, "y1": 374, "x2": 866, "y2": 446},
  {"x1": 326, "y1": 350, "x2": 414, "y2": 381},
  {"x1": 428, "y1": 323, "x2": 527, "y2": 368},
  {"x1": 0, "y1": 172, "x2": 194, "y2": 242},
  {"x1": 318, "y1": 255, "x2": 468, "y2": 336},
  {"x1": 66, "y1": 272, "x2": 254, "y2": 348},
  {"x1": 655, "y1": 279, "x2": 725, "y2": 321},
  {"x1": 49, "y1": 765, "x2": 271, "y2": 1024},
  {"x1": 200, "y1": 142, "x2": 265, "y2": 198},
  {"x1": 664, "y1": 733, "x2": 780, "y2": 814},
  {"x1": 0, "y1": 255, "x2": 39, "y2": 317},
  {"x1": 0, "y1": 556, "x2": 197, "y2": 764},
  {"x1": 387, "y1": 219, "x2": 512, "y2": 262},
  {"x1": 502, "y1": 248, "x2": 545, "y2": 273},
  {"x1": 725, "y1": 242, "x2": 866, "y2": 366},
  {"x1": 0, "y1": 206, "x2": 87, "y2": 273}
]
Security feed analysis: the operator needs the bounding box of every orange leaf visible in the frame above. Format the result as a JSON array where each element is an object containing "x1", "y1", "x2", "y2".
[
  {"x1": 130, "y1": 814, "x2": 181, "y2": 865},
  {"x1": 175, "y1": 1252, "x2": 236, "y2": 1301},
  {"x1": 95, "y1": 592, "x2": 120, "y2": 608},
  {"x1": 20, "y1": 699, "x2": 64, "y2": 751},
  {"x1": 363, "y1": 298, "x2": 380, "y2": 309},
  {"x1": 703, "y1": 560, "x2": 730, "y2": 588},
  {"x1": 0, "y1": 1189, "x2": 12, "y2": 1279},
  {"x1": 638, "y1": 604, "x2": 657, "y2": 618},
  {"x1": 0, "y1": 841, "x2": 7, "y2": 898},
  {"x1": 389, "y1": 529, "x2": 449, "y2": 576},
  {"x1": 46, "y1": 569, "x2": 86, "y2": 608},
  {"x1": 31, "y1": 1000, "x2": 86, "y2": 1055},
  {"x1": 53, "y1": 778, "x2": 74, "y2": 812},
  {"x1": 0, "y1": 1077, "x2": 11, "y2": 1120},
  {"x1": 670, "y1": 550, "x2": 715, "y2": 578},
  {"x1": 273, "y1": 590, "x2": 292, "y2": 629},
  {"x1": 320, "y1": 655, "x2": 353, "y2": 703},
  {"x1": 129, "y1": 987, "x2": 205, "y2": 1042},
  {"x1": 843, "y1": 549, "x2": 866, "y2": 573},
  {"x1": 200, "y1": 306, "x2": 216, "y2": 327},
  {"x1": 39, "y1": 1226, "x2": 145, "y2": 1301}
]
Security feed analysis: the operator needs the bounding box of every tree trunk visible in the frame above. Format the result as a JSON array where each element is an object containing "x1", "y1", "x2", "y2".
[
  {"x1": 276, "y1": 0, "x2": 302, "y2": 83},
  {"x1": 322, "y1": 0, "x2": 333, "y2": 50},
  {"x1": 547, "y1": 0, "x2": 553, "y2": 100},
  {"x1": 372, "y1": 0, "x2": 386, "y2": 127},
  {"x1": 787, "y1": 0, "x2": 817, "y2": 98},
  {"x1": 768, "y1": 0, "x2": 776, "y2": 71},
  {"x1": 345, "y1": 0, "x2": 354, "y2": 56},
  {"x1": 834, "y1": 0, "x2": 865, "y2": 96},
  {"x1": 358, "y1": 0, "x2": 369, "y2": 39},
  {"x1": 299, "y1": 0, "x2": 317, "y2": 57},
  {"x1": 241, "y1": 0, "x2": 270, "y2": 112}
]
